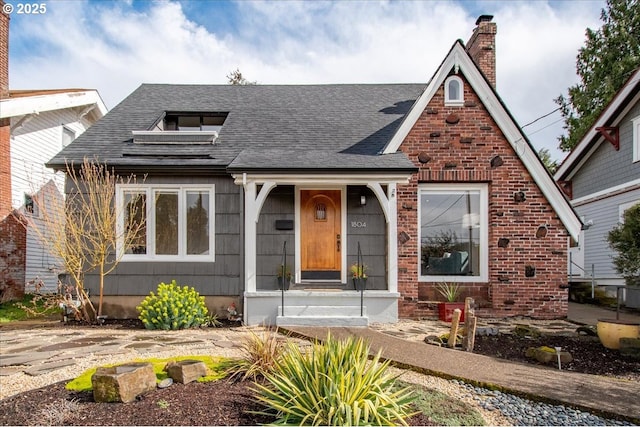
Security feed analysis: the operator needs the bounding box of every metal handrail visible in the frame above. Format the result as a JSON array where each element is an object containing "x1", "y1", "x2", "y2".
[
  {"x1": 281, "y1": 241, "x2": 286, "y2": 317},
  {"x1": 568, "y1": 252, "x2": 596, "y2": 298},
  {"x1": 356, "y1": 242, "x2": 365, "y2": 317}
]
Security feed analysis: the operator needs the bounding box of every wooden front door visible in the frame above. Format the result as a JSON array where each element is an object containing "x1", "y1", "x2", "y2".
[{"x1": 301, "y1": 190, "x2": 341, "y2": 279}]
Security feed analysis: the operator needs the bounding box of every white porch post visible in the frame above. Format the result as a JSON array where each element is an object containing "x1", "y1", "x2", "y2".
[
  {"x1": 244, "y1": 180, "x2": 257, "y2": 292},
  {"x1": 387, "y1": 183, "x2": 398, "y2": 293},
  {"x1": 367, "y1": 182, "x2": 398, "y2": 293}
]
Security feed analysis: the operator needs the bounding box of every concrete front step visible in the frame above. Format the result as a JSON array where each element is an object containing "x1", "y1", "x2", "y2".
[{"x1": 276, "y1": 305, "x2": 368, "y2": 327}]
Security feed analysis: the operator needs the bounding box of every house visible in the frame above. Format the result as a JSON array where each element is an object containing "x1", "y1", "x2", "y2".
[
  {"x1": 47, "y1": 15, "x2": 581, "y2": 325},
  {"x1": 0, "y1": 8, "x2": 107, "y2": 300},
  {"x1": 554, "y1": 67, "x2": 640, "y2": 308}
]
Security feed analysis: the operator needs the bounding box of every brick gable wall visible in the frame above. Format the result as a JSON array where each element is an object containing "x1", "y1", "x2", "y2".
[{"x1": 396, "y1": 73, "x2": 569, "y2": 319}]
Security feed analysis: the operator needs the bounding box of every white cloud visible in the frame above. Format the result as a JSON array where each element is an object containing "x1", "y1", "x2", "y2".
[{"x1": 8, "y1": 0, "x2": 604, "y2": 160}]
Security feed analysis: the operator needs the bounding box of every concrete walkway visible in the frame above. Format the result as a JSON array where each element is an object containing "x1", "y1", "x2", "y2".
[{"x1": 284, "y1": 303, "x2": 640, "y2": 423}]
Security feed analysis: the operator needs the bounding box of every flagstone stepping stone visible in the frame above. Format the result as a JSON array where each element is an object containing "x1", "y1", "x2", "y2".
[
  {"x1": 0, "y1": 366, "x2": 24, "y2": 376},
  {"x1": 213, "y1": 341, "x2": 234, "y2": 348},
  {"x1": 25, "y1": 359, "x2": 78, "y2": 376},
  {"x1": 92, "y1": 362, "x2": 156, "y2": 403},
  {"x1": 165, "y1": 360, "x2": 207, "y2": 384},
  {"x1": 0, "y1": 351, "x2": 59, "y2": 366},
  {"x1": 124, "y1": 342, "x2": 163, "y2": 349},
  {"x1": 39, "y1": 341, "x2": 101, "y2": 352},
  {"x1": 170, "y1": 340, "x2": 206, "y2": 346},
  {"x1": 0, "y1": 344, "x2": 40, "y2": 354}
]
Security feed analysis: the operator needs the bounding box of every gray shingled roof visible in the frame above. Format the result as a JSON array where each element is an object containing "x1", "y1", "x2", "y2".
[{"x1": 48, "y1": 84, "x2": 424, "y2": 172}]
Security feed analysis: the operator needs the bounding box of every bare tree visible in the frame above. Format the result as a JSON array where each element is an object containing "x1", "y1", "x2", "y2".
[
  {"x1": 17, "y1": 158, "x2": 146, "y2": 321},
  {"x1": 227, "y1": 68, "x2": 257, "y2": 85}
]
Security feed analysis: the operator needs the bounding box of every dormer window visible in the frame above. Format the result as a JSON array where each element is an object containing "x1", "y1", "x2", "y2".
[
  {"x1": 163, "y1": 113, "x2": 227, "y2": 132},
  {"x1": 444, "y1": 75, "x2": 464, "y2": 106},
  {"x1": 133, "y1": 112, "x2": 228, "y2": 144}
]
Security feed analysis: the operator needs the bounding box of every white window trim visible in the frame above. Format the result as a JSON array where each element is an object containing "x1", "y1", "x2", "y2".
[
  {"x1": 418, "y1": 183, "x2": 488, "y2": 283},
  {"x1": 632, "y1": 116, "x2": 640, "y2": 163},
  {"x1": 619, "y1": 200, "x2": 640, "y2": 223},
  {"x1": 116, "y1": 184, "x2": 215, "y2": 262},
  {"x1": 444, "y1": 75, "x2": 464, "y2": 107}
]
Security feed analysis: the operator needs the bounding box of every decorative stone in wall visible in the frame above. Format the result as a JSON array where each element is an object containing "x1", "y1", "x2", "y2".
[
  {"x1": 490, "y1": 155, "x2": 503, "y2": 168},
  {"x1": 514, "y1": 191, "x2": 526, "y2": 202},
  {"x1": 498, "y1": 275, "x2": 510, "y2": 282},
  {"x1": 398, "y1": 231, "x2": 411, "y2": 245},
  {"x1": 444, "y1": 162, "x2": 457, "y2": 169},
  {"x1": 445, "y1": 113, "x2": 460, "y2": 124},
  {"x1": 512, "y1": 210, "x2": 524, "y2": 217},
  {"x1": 480, "y1": 126, "x2": 492, "y2": 131},
  {"x1": 430, "y1": 132, "x2": 441, "y2": 138},
  {"x1": 525, "y1": 266, "x2": 536, "y2": 277},
  {"x1": 402, "y1": 203, "x2": 415, "y2": 210},
  {"x1": 460, "y1": 137, "x2": 474, "y2": 144},
  {"x1": 426, "y1": 108, "x2": 438, "y2": 114},
  {"x1": 497, "y1": 238, "x2": 510, "y2": 248},
  {"x1": 536, "y1": 225, "x2": 548, "y2": 238},
  {"x1": 418, "y1": 152, "x2": 432, "y2": 163},
  {"x1": 464, "y1": 101, "x2": 477, "y2": 107}
]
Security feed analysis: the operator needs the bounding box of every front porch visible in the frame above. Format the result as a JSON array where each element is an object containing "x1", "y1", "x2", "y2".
[
  {"x1": 233, "y1": 172, "x2": 411, "y2": 326},
  {"x1": 244, "y1": 289, "x2": 401, "y2": 326}
]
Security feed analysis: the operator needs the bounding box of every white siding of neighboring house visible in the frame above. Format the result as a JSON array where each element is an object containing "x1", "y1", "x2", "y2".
[
  {"x1": 574, "y1": 188, "x2": 640, "y2": 286},
  {"x1": 10, "y1": 108, "x2": 93, "y2": 292}
]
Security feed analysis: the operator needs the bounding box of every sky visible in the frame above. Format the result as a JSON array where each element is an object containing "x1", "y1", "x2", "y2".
[{"x1": 6, "y1": 0, "x2": 606, "y2": 162}]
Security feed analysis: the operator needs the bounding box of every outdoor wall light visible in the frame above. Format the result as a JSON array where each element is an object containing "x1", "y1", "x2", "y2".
[{"x1": 360, "y1": 194, "x2": 367, "y2": 206}]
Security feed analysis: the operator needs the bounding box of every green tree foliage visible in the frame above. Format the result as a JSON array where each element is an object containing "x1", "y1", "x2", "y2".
[
  {"x1": 607, "y1": 203, "x2": 640, "y2": 285},
  {"x1": 555, "y1": 0, "x2": 640, "y2": 152},
  {"x1": 538, "y1": 148, "x2": 559, "y2": 174},
  {"x1": 227, "y1": 68, "x2": 257, "y2": 85}
]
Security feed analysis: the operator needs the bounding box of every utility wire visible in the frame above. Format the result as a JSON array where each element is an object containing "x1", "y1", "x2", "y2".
[{"x1": 522, "y1": 107, "x2": 561, "y2": 128}]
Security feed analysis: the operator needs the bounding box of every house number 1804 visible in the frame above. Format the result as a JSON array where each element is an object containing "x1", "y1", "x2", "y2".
[{"x1": 351, "y1": 221, "x2": 367, "y2": 228}]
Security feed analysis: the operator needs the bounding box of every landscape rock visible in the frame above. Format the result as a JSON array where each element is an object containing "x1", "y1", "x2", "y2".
[
  {"x1": 92, "y1": 362, "x2": 156, "y2": 403},
  {"x1": 525, "y1": 346, "x2": 573, "y2": 365},
  {"x1": 514, "y1": 325, "x2": 541, "y2": 338},
  {"x1": 165, "y1": 360, "x2": 207, "y2": 384},
  {"x1": 619, "y1": 338, "x2": 640, "y2": 360}
]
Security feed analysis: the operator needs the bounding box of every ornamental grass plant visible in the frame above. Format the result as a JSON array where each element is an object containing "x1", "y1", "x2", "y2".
[
  {"x1": 227, "y1": 328, "x2": 286, "y2": 381},
  {"x1": 137, "y1": 280, "x2": 208, "y2": 330},
  {"x1": 252, "y1": 334, "x2": 416, "y2": 426}
]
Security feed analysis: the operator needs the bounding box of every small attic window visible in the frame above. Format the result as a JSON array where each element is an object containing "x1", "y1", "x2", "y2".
[
  {"x1": 162, "y1": 113, "x2": 227, "y2": 132},
  {"x1": 444, "y1": 76, "x2": 464, "y2": 106},
  {"x1": 134, "y1": 112, "x2": 228, "y2": 144}
]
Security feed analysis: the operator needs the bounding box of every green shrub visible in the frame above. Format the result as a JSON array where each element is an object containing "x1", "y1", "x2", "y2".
[
  {"x1": 252, "y1": 334, "x2": 416, "y2": 426},
  {"x1": 136, "y1": 280, "x2": 208, "y2": 330}
]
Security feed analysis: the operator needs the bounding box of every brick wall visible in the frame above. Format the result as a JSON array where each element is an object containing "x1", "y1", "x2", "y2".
[
  {"x1": 0, "y1": 212, "x2": 26, "y2": 302},
  {"x1": 466, "y1": 15, "x2": 497, "y2": 88},
  {"x1": 0, "y1": 0, "x2": 10, "y2": 218},
  {"x1": 396, "y1": 73, "x2": 569, "y2": 320}
]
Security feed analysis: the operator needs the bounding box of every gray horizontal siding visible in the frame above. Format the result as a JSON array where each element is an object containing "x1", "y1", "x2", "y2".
[
  {"x1": 257, "y1": 186, "x2": 295, "y2": 290},
  {"x1": 576, "y1": 188, "x2": 640, "y2": 279},
  {"x1": 572, "y1": 101, "x2": 640, "y2": 199},
  {"x1": 346, "y1": 187, "x2": 387, "y2": 290},
  {"x1": 83, "y1": 175, "x2": 241, "y2": 297}
]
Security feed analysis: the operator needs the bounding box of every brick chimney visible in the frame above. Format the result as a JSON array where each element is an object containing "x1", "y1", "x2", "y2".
[
  {"x1": 0, "y1": 0, "x2": 11, "y2": 217},
  {"x1": 466, "y1": 14, "x2": 496, "y2": 88}
]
